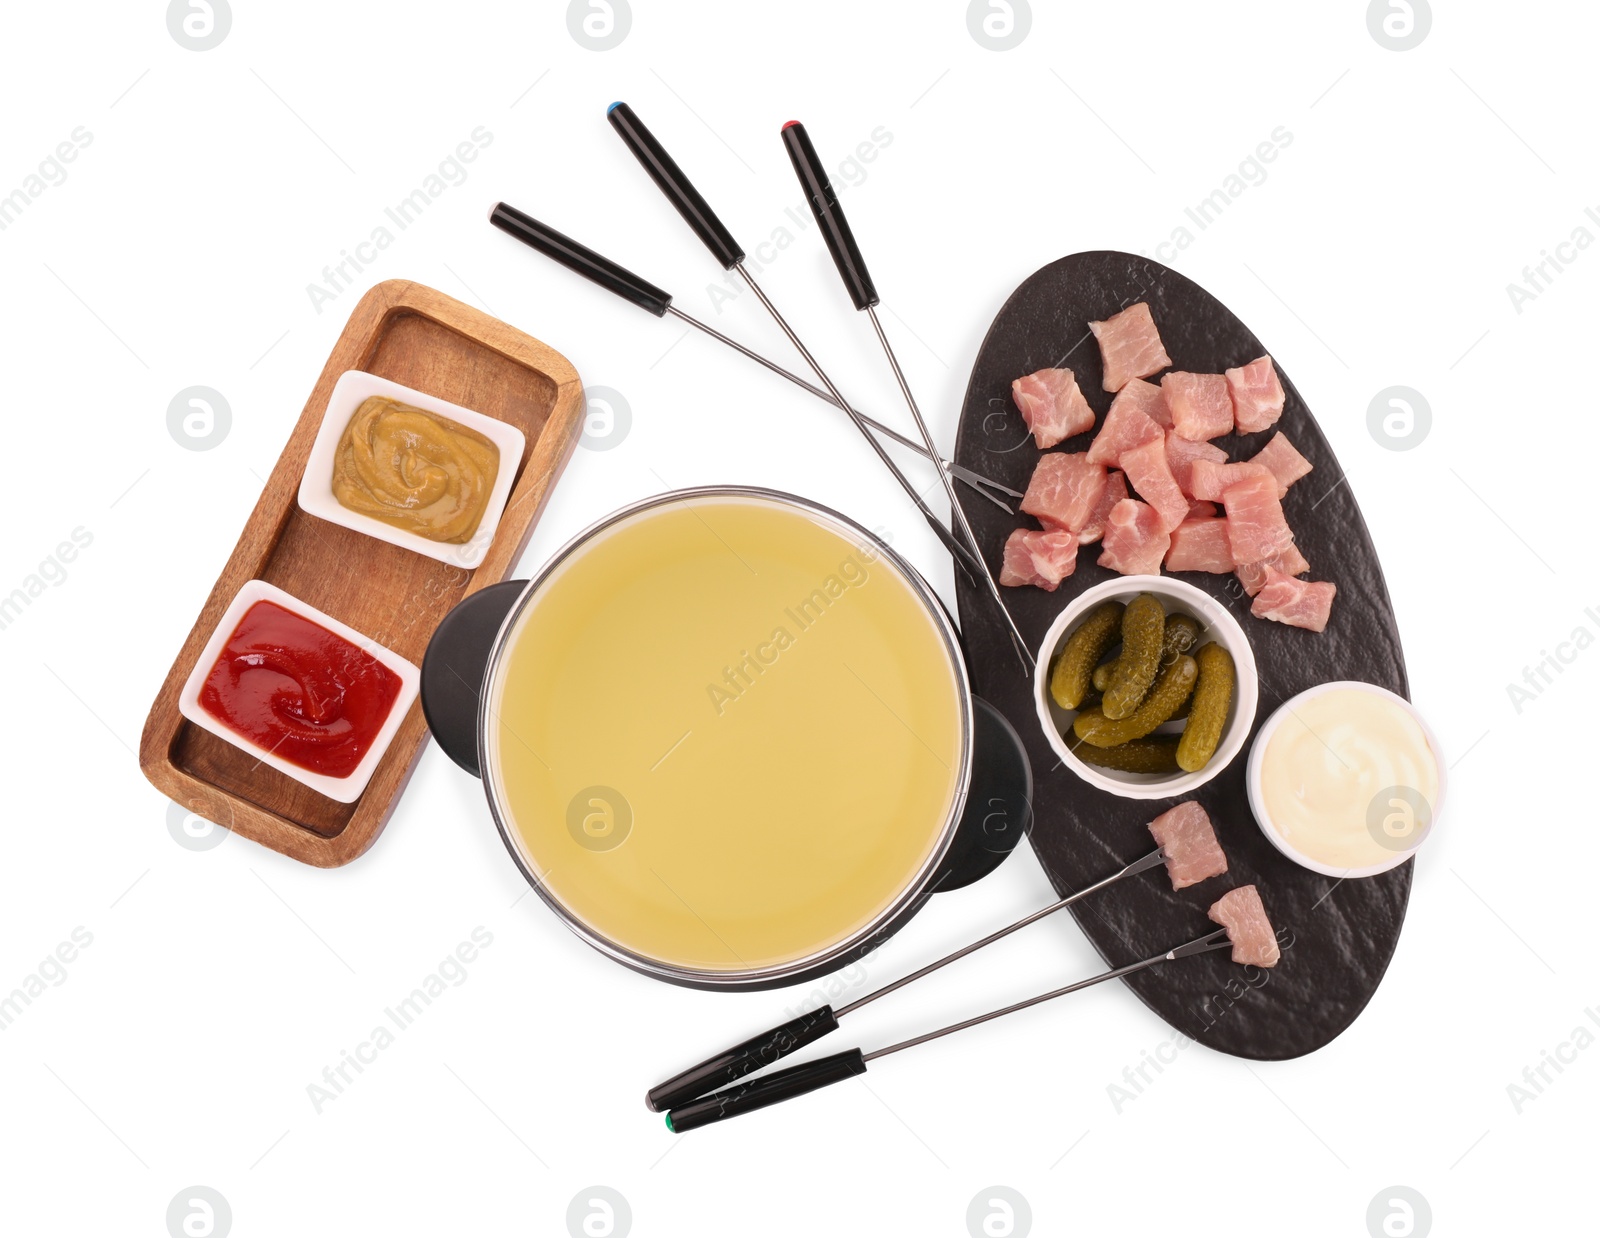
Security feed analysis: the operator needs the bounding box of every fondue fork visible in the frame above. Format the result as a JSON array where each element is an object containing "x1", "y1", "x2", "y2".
[
  {"x1": 779, "y1": 120, "x2": 1034, "y2": 676},
  {"x1": 647, "y1": 846, "x2": 1171, "y2": 1114},
  {"x1": 487, "y1": 203, "x2": 1019, "y2": 513},
  {"x1": 662, "y1": 926, "x2": 1232, "y2": 1133},
  {"x1": 604, "y1": 102, "x2": 985, "y2": 586}
]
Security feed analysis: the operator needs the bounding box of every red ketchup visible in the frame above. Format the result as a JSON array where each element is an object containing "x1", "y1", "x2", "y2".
[{"x1": 198, "y1": 600, "x2": 402, "y2": 780}]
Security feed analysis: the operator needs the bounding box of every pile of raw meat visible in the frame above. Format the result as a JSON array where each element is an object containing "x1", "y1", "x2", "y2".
[{"x1": 999, "y1": 302, "x2": 1336, "y2": 634}]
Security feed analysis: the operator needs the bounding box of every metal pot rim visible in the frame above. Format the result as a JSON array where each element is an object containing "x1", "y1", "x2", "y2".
[{"x1": 476, "y1": 485, "x2": 975, "y2": 987}]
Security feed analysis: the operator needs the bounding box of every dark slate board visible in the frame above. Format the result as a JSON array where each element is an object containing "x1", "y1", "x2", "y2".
[{"x1": 953, "y1": 252, "x2": 1410, "y2": 1060}]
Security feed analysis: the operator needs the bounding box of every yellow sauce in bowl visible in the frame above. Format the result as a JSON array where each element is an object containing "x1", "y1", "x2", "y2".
[
  {"x1": 484, "y1": 494, "x2": 967, "y2": 977},
  {"x1": 331, "y1": 396, "x2": 499, "y2": 543},
  {"x1": 1253, "y1": 684, "x2": 1441, "y2": 873}
]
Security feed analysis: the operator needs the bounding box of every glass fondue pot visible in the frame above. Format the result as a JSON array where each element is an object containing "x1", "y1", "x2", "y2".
[{"x1": 419, "y1": 487, "x2": 1031, "y2": 991}]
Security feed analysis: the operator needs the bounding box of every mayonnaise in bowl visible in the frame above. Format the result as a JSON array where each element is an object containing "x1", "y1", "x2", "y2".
[{"x1": 1246, "y1": 681, "x2": 1445, "y2": 878}]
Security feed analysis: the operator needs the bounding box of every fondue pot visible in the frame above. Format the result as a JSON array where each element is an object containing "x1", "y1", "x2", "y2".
[{"x1": 419, "y1": 487, "x2": 1031, "y2": 991}]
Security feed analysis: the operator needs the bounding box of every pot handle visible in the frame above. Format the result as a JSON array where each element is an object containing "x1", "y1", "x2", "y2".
[
  {"x1": 419, "y1": 580, "x2": 528, "y2": 778},
  {"x1": 930, "y1": 696, "x2": 1034, "y2": 893}
]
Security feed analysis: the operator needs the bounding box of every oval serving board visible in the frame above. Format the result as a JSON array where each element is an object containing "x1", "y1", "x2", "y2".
[{"x1": 953, "y1": 252, "x2": 1410, "y2": 1060}]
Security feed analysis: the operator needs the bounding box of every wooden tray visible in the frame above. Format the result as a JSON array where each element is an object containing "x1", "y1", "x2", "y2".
[
  {"x1": 139, "y1": 280, "x2": 585, "y2": 867},
  {"x1": 954, "y1": 252, "x2": 1411, "y2": 1059}
]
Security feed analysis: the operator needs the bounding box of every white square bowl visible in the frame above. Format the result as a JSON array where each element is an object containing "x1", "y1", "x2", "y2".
[
  {"x1": 296, "y1": 370, "x2": 526, "y2": 570},
  {"x1": 177, "y1": 579, "x2": 421, "y2": 803}
]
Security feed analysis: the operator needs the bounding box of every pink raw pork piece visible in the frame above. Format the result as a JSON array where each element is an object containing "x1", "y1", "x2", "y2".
[
  {"x1": 1089, "y1": 302, "x2": 1172, "y2": 392},
  {"x1": 1251, "y1": 566, "x2": 1337, "y2": 632},
  {"x1": 1165, "y1": 432, "x2": 1228, "y2": 497},
  {"x1": 1119, "y1": 437, "x2": 1190, "y2": 533},
  {"x1": 1020, "y1": 452, "x2": 1107, "y2": 534},
  {"x1": 1011, "y1": 367, "x2": 1096, "y2": 449},
  {"x1": 1226, "y1": 355, "x2": 1286, "y2": 434},
  {"x1": 1249, "y1": 431, "x2": 1313, "y2": 498},
  {"x1": 1188, "y1": 459, "x2": 1276, "y2": 504},
  {"x1": 1209, "y1": 885, "x2": 1280, "y2": 967},
  {"x1": 1163, "y1": 372, "x2": 1234, "y2": 441},
  {"x1": 1077, "y1": 470, "x2": 1128, "y2": 545},
  {"x1": 1235, "y1": 545, "x2": 1312, "y2": 596},
  {"x1": 1147, "y1": 802, "x2": 1229, "y2": 891},
  {"x1": 1188, "y1": 500, "x2": 1218, "y2": 519},
  {"x1": 1165, "y1": 517, "x2": 1235, "y2": 574},
  {"x1": 1110, "y1": 376, "x2": 1171, "y2": 429},
  {"x1": 1222, "y1": 473, "x2": 1298, "y2": 566},
  {"x1": 1097, "y1": 499, "x2": 1171, "y2": 576},
  {"x1": 999, "y1": 529, "x2": 1078, "y2": 591},
  {"x1": 1086, "y1": 389, "x2": 1163, "y2": 467}
]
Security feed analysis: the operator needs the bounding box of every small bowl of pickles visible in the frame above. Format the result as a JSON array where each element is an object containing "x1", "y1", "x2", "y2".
[{"x1": 1034, "y1": 576, "x2": 1259, "y2": 799}]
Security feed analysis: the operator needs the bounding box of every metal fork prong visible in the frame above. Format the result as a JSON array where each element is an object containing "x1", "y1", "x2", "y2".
[
  {"x1": 1124, "y1": 848, "x2": 1172, "y2": 880},
  {"x1": 1167, "y1": 928, "x2": 1232, "y2": 961}
]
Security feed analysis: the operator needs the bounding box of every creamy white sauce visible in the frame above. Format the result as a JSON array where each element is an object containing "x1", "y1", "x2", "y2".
[{"x1": 1258, "y1": 687, "x2": 1440, "y2": 870}]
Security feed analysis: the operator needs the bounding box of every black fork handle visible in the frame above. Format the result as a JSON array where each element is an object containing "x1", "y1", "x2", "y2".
[
  {"x1": 607, "y1": 101, "x2": 745, "y2": 270},
  {"x1": 665, "y1": 1049, "x2": 867, "y2": 1133},
  {"x1": 488, "y1": 202, "x2": 673, "y2": 317},
  {"x1": 646, "y1": 1006, "x2": 839, "y2": 1113},
  {"x1": 780, "y1": 121, "x2": 879, "y2": 311}
]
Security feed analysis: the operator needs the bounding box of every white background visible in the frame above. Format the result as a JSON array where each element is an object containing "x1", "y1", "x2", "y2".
[{"x1": 1, "y1": 1, "x2": 1593, "y2": 1235}]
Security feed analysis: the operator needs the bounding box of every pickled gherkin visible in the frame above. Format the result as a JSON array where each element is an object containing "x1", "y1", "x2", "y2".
[
  {"x1": 1073, "y1": 653, "x2": 1198, "y2": 747},
  {"x1": 1091, "y1": 613, "x2": 1201, "y2": 694},
  {"x1": 1070, "y1": 735, "x2": 1181, "y2": 774},
  {"x1": 1103, "y1": 594, "x2": 1166, "y2": 720},
  {"x1": 1049, "y1": 601, "x2": 1124, "y2": 711},
  {"x1": 1161, "y1": 614, "x2": 1202, "y2": 662},
  {"x1": 1177, "y1": 642, "x2": 1235, "y2": 773}
]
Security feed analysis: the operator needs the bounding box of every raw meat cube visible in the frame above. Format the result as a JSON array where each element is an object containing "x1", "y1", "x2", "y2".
[
  {"x1": 1251, "y1": 567, "x2": 1336, "y2": 632},
  {"x1": 1089, "y1": 302, "x2": 1172, "y2": 392},
  {"x1": 1226, "y1": 355, "x2": 1286, "y2": 434},
  {"x1": 1165, "y1": 432, "x2": 1228, "y2": 497},
  {"x1": 1086, "y1": 391, "x2": 1163, "y2": 467},
  {"x1": 1120, "y1": 437, "x2": 1191, "y2": 533},
  {"x1": 1078, "y1": 470, "x2": 1128, "y2": 545},
  {"x1": 1165, "y1": 517, "x2": 1235, "y2": 573},
  {"x1": 1249, "y1": 431, "x2": 1313, "y2": 498},
  {"x1": 1020, "y1": 452, "x2": 1108, "y2": 534},
  {"x1": 1148, "y1": 802, "x2": 1229, "y2": 890},
  {"x1": 1188, "y1": 459, "x2": 1277, "y2": 503},
  {"x1": 1209, "y1": 885, "x2": 1280, "y2": 967},
  {"x1": 1234, "y1": 546, "x2": 1311, "y2": 596},
  {"x1": 1163, "y1": 372, "x2": 1235, "y2": 441},
  {"x1": 1188, "y1": 500, "x2": 1218, "y2": 519},
  {"x1": 1222, "y1": 473, "x2": 1298, "y2": 566},
  {"x1": 999, "y1": 528, "x2": 1079, "y2": 591},
  {"x1": 1011, "y1": 367, "x2": 1096, "y2": 449},
  {"x1": 1097, "y1": 499, "x2": 1171, "y2": 576},
  {"x1": 1111, "y1": 376, "x2": 1171, "y2": 429}
]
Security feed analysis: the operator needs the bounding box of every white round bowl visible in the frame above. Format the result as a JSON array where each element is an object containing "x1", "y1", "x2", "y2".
[
  {"x1": 1035, "y1": 575, "x2": 1259, "y2": 800},
  {"x1": 1246, "y1": 680, "x2": 1447, "y2": 878}
]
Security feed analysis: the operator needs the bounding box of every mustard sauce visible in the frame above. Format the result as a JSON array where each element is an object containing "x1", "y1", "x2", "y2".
[{"x1": 331, "y1": 396, "x2": 499, "y2": 543}]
